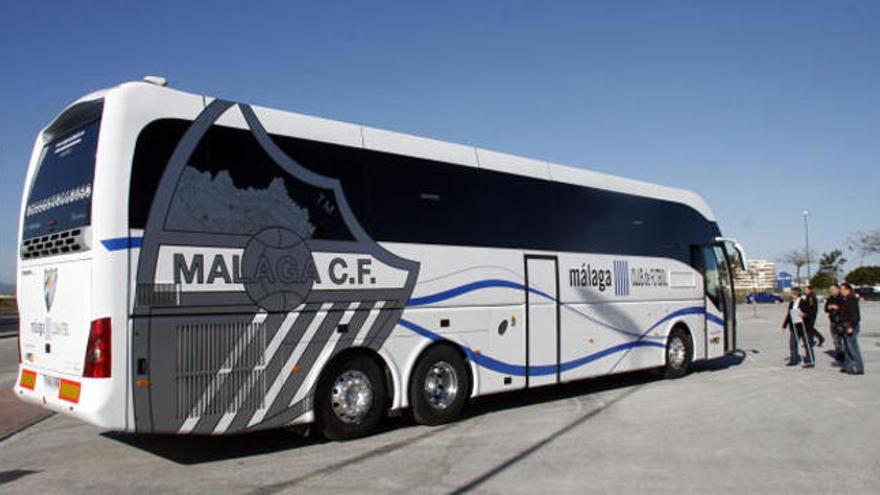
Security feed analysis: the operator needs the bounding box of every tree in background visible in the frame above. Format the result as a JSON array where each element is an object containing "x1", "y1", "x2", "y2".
[
  {"x1": 817, "y1": 249, "x2": 846, "y2": 281},
  {"x1": 779, "y1": 249, "x2": 815, "y2": 283},
  {"x1": 810, "y1": 272, "x2": 835, "y2": 290},
  {"x1": 845, "y1": 266, "x2": 880, "y2": 287},
  {"x1": 848, "y1": 230, "x2": 880, "y2": 265}
]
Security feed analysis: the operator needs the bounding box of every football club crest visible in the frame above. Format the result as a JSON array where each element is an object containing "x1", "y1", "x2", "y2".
[{"x1": 43, "y1": 268, "x2": 58, "y2": 312}]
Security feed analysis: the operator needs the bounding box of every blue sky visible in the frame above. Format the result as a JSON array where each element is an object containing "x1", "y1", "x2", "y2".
[{"x1": 1, "y1": 0, "x2": 878, "y2": 285}]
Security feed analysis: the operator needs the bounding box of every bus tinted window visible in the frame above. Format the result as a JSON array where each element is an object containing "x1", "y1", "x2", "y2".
[
  {"x1": 182, "y1": 124, "x2": 355, "y2": 240},
  {"x1": 129, "y1": 120, "x2": 718, "y2": 262},
  {"x1": 131, "y1": 120, "x2": 364, "y2": 241},
  {"x1": 478, "y1": 170, "x2": 558, "y2": 250},
  {"x1": 272, "y1": 134, "x2": 373, "y2": 238},
  {"x1": 553, "y1": 182, "x2": 673, "y2": 258},
  {"x1": 364, "y1": 151, "x2": 483, "y2": 245},
  {"x1": 23, "y1": 119, "x2": 101, "y2": 240},
  {"x1": 129, "y1": 120, "x2": 190, "y2": 230}
]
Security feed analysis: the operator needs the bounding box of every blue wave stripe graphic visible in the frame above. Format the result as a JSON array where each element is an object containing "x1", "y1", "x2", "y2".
[
  {"x1": 407, "y1": 278, "x2": 724, "y2": 339},
  {"x1": 398, "y1": 318, "x2": 665, "y2": 377},
  {"x1": 101, "y1": 236, "x2": 143, "y2": 251},
  {"x1": 408, "y1": 279, "x2": 647, "y2": 338},
  {"x1": 408, "y1": 279, "x2": 553, "y2": 306},
  {"x1": 639, "y1": 306, "x2": 707, "y2": 337}
]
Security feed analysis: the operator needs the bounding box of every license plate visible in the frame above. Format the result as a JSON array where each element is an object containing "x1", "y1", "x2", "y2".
[{"x1": 44, "y1": 375, "x2": 60, "y2": 392}]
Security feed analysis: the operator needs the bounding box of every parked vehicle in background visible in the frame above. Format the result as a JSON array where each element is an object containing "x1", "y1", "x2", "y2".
[
  {"x1": 746, "y1": 292, "x2": 783, "y2": 304},
  {"x1": 856, "y1": 286, "x2": 880, "y2": 301}
]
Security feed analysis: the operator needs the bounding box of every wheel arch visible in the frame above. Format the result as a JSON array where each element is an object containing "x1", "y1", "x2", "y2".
[
  {"x1": 318, "y1": 346, "x2": 397, "y2": 414},
  {"x1": 405, "y1": 340, "x2": 474, "y2": 408},
  {"x1": 668, "y1": 320, "x2": 695, "y2": 351},
  {"x1": 664, "y1": 313, "x2": 704, "y2": 362},
  {"x1": 664, "y1": 320, "x2": 696, "y2": 372}
]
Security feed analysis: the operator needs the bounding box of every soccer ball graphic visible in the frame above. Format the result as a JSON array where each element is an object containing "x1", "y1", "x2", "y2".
[{"x1": 241, "y1": 227, "x2": 316, "y2": 312}]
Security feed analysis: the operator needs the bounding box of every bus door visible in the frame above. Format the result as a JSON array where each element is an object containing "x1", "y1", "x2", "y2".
[
  {"x1": 714, "y1": 244, "x2": 737, "y2": 353},
  {"x1": 524, "y1": 255, "x2": 560, "y2": 387},
  {"x1": 702, "y1": 245, "x2": 736, "y2": 359}
]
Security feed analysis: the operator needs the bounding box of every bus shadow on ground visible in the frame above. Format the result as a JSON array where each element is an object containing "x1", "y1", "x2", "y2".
[
  {"x1": 691, "y1": 350, "x2": 746, "y2": 372},
  {"x1": 103, "y1": 354, "x2": 744, "y2": 465}
]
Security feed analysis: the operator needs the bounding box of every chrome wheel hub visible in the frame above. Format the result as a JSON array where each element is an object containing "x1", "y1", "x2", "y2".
[
  {"x1": 668, "y1": 337, "x2": 687, "y2": 369},
  {"x1": 423, "y1": 361, "x2": 459, "y2": 410},
  {"x1": 331, "y1": 370, "x2": 373, "y2": 424}
]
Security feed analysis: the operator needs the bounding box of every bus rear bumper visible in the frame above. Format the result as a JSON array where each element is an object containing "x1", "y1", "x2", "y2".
[{"x1": 13, "y1": 365, "x2": 127, "y2": 431}]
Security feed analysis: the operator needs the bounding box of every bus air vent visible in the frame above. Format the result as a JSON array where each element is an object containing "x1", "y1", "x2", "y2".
[
  {"x1": 21, "y1": 227, "x2": 90, "y2": 260},
  {"x1": 176, "y1": 321, "x2": 267, "y2": 419}
]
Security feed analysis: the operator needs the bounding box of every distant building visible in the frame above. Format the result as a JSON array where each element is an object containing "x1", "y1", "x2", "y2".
[{"x1": 735, "y1": 259, "x2": 777, "y2": 290}]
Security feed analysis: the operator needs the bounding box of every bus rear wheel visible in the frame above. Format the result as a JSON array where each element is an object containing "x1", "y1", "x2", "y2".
[
  {"x1": 316, "y1": 354, "x2": 387, "y2": 441},
  {"x1": 663, "y1": 327, "x2": 692, "y2": 379},
  {"x1": 409, "y1": 345, "x2": 470, "y2": 426}
]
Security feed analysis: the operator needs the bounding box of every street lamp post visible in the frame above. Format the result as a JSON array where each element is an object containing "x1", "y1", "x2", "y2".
[
  {"x1": 803, "y1": 209, "x2": 811, "y2": 283},
  {"x1": 750, "y1": 268, "x2": 758, "y2": 318}
]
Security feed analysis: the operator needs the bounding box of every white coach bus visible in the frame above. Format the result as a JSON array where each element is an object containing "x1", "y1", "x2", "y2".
[{"x1": 16, "y1": 79, "x2": 744, "y2": 439}]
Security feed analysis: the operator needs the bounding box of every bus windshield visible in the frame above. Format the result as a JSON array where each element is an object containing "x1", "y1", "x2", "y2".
[{"x1": 22, "y1": 119, "x2": 100, "y2": 240}]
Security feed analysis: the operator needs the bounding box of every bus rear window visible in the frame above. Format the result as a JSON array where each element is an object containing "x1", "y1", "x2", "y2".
[{"x1": 22, "y1": 119, "x2": 101, "y2": 240}]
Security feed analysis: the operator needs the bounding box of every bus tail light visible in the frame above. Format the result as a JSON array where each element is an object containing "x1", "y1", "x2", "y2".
[{"x1": 83, "y1": 317, "x2": 111, "y2": 378}]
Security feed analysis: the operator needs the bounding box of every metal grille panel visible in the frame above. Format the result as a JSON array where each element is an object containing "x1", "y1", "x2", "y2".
[
  {"x1": 176, "y1": 321, "x2": 266, "y2": 419},
  {"x1": 21, "y1": 227, "x2": 90, "y2": 259}
]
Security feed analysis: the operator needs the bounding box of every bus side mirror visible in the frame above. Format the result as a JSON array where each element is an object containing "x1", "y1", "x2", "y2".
[
  {"x1": 714, "y1": 237, "x2": 747, "y2": 271},
  {"x1": 730, "y1": 242, "x2": 746, "y2": 271}
]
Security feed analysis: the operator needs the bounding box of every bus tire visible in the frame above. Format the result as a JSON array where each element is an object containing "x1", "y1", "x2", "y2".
[
  {"x1": 663, "y1": 327, "x2": 692, "y2": 379},
  {"x1": 316, "y1": 354, "x2": 387, "y2": 441},
  {"x1": 409, "y1": 344, "x2": 470, "y2": 426}
]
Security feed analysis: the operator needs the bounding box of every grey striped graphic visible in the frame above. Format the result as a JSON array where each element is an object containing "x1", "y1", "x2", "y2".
[
  {"x1": 254, "y1": 300, "x2": 400, "y2": 431},
  {"x1": 134, "y1": 100, "x2": 419, "y2": 434},
  {"x1": 185, "y1": 305, "x2": 320, "y2": 434},
  {"x1": 246, "y1": 301, "x2": 348, "y2": 427},
  {"x1": 177, "y1": 312, "x2": 268, "y2": 433},
  {"x1": 614, "y1": 260, "x2": 630, "y2": 297},
  {"x1": 176, "y1": 319, "x2": 266, "y2": 419},
  {"x1": 187, "y1": 310, "x2": 303, "y2": 434}
]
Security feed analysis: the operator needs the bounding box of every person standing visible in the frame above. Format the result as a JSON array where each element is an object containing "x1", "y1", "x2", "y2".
[
  {"x1": 839, "y1": 283, "x2": 864, "y2": 375},
  {"x1": 804, "y1": 286, "x2": 824, "y2": 347},
  {"x1": 781, "y1": 287, "x2": 815, "y2": 368},
  {"x1": 824, "y1": 284, "x2": 845, "y2": 361}
]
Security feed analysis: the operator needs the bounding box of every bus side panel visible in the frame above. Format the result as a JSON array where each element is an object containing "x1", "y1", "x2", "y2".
[
  {"x1": 391, "y1": 245, "x2": 710, "y2": 398},
  {"x1": 118, "y1": 93, "x2": 723, "y2": 434},
  {"x1": 103, "y1": 84, "x2": 208, "y2": 431},
  {"x1": 131, "y1": 316, "x2": 151, "y2": 431}
]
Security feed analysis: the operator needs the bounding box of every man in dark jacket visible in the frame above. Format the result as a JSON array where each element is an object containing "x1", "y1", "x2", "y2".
[
  {"x1": 839, "y1": 283, "x2": 864, "y2": 375},
  {"x1": 804, "y1": 286, "x2": 824, "y2": 347},
  {"x1": 824, "y1": 284, "x2": 845, "y2": 361},
  {"x1": 781, "y1": 287, "x2": 815, "y2": 367}
]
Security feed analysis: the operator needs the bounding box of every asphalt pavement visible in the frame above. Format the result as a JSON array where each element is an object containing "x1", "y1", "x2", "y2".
[{"x1": 0, "y1": 303, "x2": 878, "y2": 494}]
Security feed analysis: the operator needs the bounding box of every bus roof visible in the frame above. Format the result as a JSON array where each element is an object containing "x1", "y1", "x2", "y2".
[{"x1": 61, "y1": 80, "x2": 717, "y2": 222}]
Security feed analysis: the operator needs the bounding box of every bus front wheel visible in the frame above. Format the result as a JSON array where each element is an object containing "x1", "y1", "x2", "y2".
[
  {"x1": 316, "y1": 354, "x2": 387, "y2": 441},
  {"x1": 409, "y1": 344, "x2": 470, "y2": 426},
  {"x1": 663, "y1": 327, "x2": 693, "y2": 379}
]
